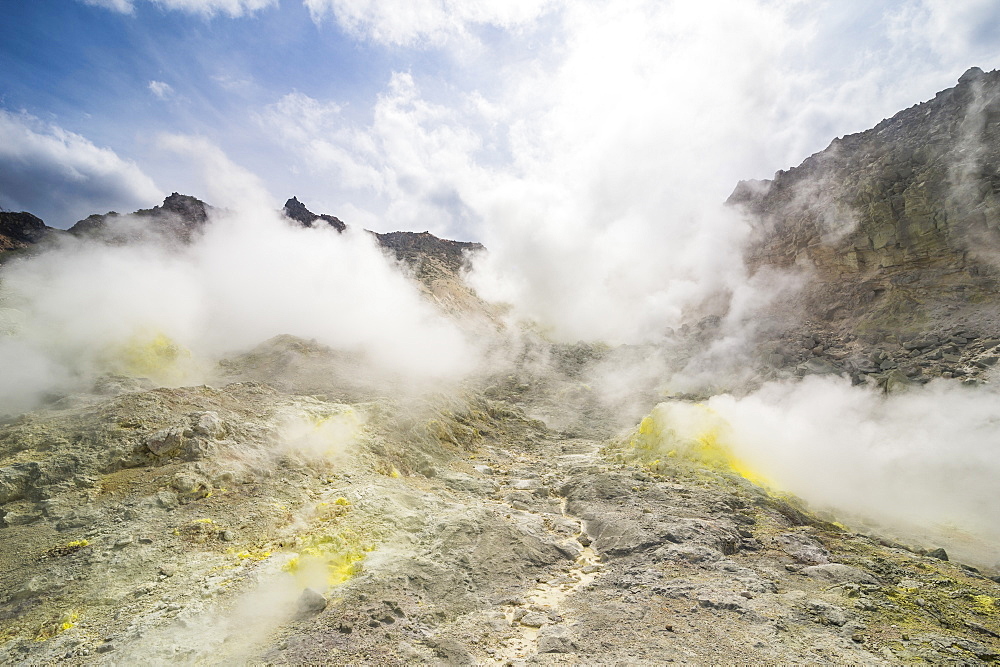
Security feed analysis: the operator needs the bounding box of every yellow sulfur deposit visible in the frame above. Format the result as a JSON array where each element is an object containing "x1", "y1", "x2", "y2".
[
  {"x1": 104, "y1": 330, "x2": 202, "y2": 384},
  {"x1": 283, "y1": 529, "x2": 373, "y2": 588},
  {"x1": 35, "y1": 611, "x2": 79, "y2": 641},
  {"x1": 628, "y1": 402, "x2": 772, "y2": 488},
  {"x1": 282, "y1": 408, "x2": 363, "y2": 460},
  {"x1": 973, "y1": 595, "x2": 998, "y2": 615}
]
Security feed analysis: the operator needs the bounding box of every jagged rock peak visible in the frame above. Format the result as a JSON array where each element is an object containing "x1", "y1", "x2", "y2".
[
  {"x1": 959, "y1": 66, "x2": 985, "y2": 84},
  {"x1": 282, "y1": 196, "x2": 346, "y2": 233},
  {"x1": 157, "y1": 192, "x2": 210, "y2": 225}
]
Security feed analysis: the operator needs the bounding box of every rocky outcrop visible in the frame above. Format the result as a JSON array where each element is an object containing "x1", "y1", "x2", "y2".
[
  {"x1": 68, "y1": 193, "x2": 211, "y2": 243},
  {"x1": 730, "y1": 67, "x2": 1000, "y2": 338},
  {"x1": 281, "y1": 196, "x2": 346, "y2": 232},
  {"x1": 0, "y1": 212, "x2": 55, "y2": 253},
  {"x1": 375, "y1": 231, "x2": 484, "y2": 277}
]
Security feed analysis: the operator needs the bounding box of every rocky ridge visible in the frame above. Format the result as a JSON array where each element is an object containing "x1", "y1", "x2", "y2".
[{"x1": 0, "y1": 212, "x2": 52, "y2": 253}]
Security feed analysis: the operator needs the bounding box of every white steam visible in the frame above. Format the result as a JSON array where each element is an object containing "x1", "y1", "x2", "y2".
[
  {"x1": 0, "y1": 206, "x2": 478, "y2": 414},
  {"x1": 700, "y1": 376, "x2": 1000, "y2": 564}
]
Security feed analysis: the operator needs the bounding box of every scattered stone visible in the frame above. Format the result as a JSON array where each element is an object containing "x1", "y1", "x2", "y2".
[
  {"x1": 520, "y1": 612, "x2": 548, "y2": 628},
  {"x1": 538, "y1": 625, "x2": 575, "y2": 653},
  {"x1": 775, "y1": 532, "x2": 830, "y2": 565},
  {"x1": 155, "y1": 490, "x2": 179, "y2": 509},
  {"x1": 192, "y1": 412, "x2": 225, "y2": 439},
  {"x1": 926, "y1": 547, "x2": 949, "y2": 561},
  {"x1": 806, "y1": 599, "x2": 851, "y2": 626}
]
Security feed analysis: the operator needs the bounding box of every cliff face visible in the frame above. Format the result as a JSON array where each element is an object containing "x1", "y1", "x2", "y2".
[{"x1": 730, "y1": 67, "x2": 1000, "y2": 335}]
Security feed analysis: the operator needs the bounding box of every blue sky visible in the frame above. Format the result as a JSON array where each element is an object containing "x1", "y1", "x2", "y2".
[{"x1": 1, "y1": 0, "x2": 999, "y2": 243}]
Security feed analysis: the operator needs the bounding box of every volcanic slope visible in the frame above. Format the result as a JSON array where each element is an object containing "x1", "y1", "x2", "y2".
[
  {"x1": 3, "y1": 73, "x2": 1000, "y2": 664},
  {"x1": 0, "y1": 336, "x2": 998, "y2": 664}
]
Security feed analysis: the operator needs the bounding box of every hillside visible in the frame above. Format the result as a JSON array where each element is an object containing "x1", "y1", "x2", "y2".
[{"x1": 2, "y1": 72, "x2": 1000, "y2": 665}]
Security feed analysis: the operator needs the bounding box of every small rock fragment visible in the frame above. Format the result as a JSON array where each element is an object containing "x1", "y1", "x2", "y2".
[
  {"x1": 297, "y1": 588, "x2": 328, "y2": 615},
  {"x1": 926, "y1": 547, "x2": 949, "y2": 561}
]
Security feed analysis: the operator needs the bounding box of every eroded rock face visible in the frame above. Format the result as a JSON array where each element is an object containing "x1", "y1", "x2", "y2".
[{"x1": 731, "y1": 68, "x2": 1000, "y2": 337}]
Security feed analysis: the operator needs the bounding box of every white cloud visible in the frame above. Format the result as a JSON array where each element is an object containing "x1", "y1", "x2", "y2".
[
  {"x1": 0, "y1": 110, "x2": 161, "y2": 227},
  {"x1": 81, "y1": 0, "x2": 276, "y2": 17},
  {"x1": 303, "y1": 0, "x2": 555, "y2": 46},
  {"x1": 258, "y1": 1, "x2": 823, "y2": 342},
  {"x1": 259, "y1": 0, "x2": 1000, "y2": 345},
  {"x1": 890, "y1": 0, "x2": 1000, "y2": 63},
  {"x1": 148, "y1": 80, "x2": 175, "y2": 100},
  {"x1": 260, "y1": 76, "x2": 486, "y2": 235},
  {"x1": 157, "y1": 133, "x2": 273, "y2": 211}
]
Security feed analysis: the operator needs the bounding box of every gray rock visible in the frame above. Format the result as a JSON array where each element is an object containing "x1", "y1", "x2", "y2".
[
  {"x1": 297, "y1": 588, "x2": 328, "y2": 615},
  {"x1": 775, "y1": 532, "x2": 830, "y2": 565},
  {"x1": 520, "y1": 612, "x2": 549, "y2": 628},
  {"x1": 806, "y1": 599, "x2": 851, "y2": 626},
  {"x1": 802, "y1": 564, "x2": 879, "y2": 585},
  {"x1": 183, "y1": 438, "x2": 217, "y2": 461},
  {"x1": 926, "y1": 547, "x2": 948, "y2": 561},
  {"x1": 147, "y1": 427, "x2": 186, "y2": 456},
  {"x1": 2, "y1": 509, "x2": 42, "y2": 526},
  {"x1": 155, "y1": 490, "x2": 179, "y2": 509},
  {"x1": 801, "y1": 359, "x2": 840, "y2": 375},
  {"x1": 902, "y1": 336, "x2": 939, "y2": 350},
  {"x1": 192, "y1": 412, "x2": 225, "y2": 439},
  {"x1": 537, "y1": 625, "x2": 575, "y2": 653},
  {"x1": 170, "y1": 474, "x2": 203, "y2": 495}
]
